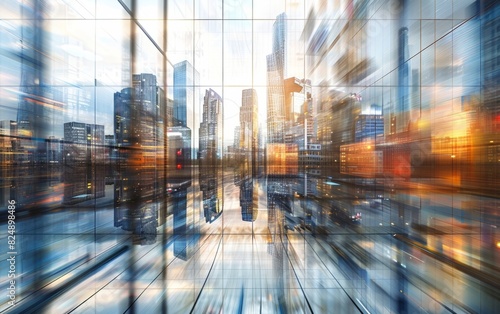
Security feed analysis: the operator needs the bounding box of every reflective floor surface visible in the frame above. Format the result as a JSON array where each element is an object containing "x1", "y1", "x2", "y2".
[{"x1": 1, "y1": 171, "x2": 499, "y2": 313}]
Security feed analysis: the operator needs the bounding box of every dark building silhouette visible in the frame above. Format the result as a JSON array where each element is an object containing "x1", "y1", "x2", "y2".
[
  {"x1": 113, "y1": 73, "x2": 165, "y2": 244},
  {"x1": 104, "y1": 134, "x2": 116, "y2": 184},
  {"x1": 329, "y1": 92, "x2": 362, "y2": 176},
  {"x1": 63, "y1": 122, "x2": 105, "y2": 204}
]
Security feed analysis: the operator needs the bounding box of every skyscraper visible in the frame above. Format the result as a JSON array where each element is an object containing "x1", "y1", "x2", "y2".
[
  {"x1": 267, "y1": 13, "x2": 288, "y2": 145},
  {"x1": 15, "y1": 0, "x2": 63, "y2": 210},
  {"x1": 397, "y1": 27, "x2": 411, "y2": 132},
  {"x1": 266, "y1": 13, "x2": 290, "y2": 259},
  {"x1": 240, "y1": 89, "x2": 259, "y2": 156},
  {"x1": 173, "y1": 60, "x2": 200, "y2": 128},
  {"x1": 114, "y1": 73, "x2": 163, "y2": 241},
  {"x1": 239, "y1": 89, "x2": 259, "y2": 222},
  {"x1": 482, "y1": 1, "x2": 500, "y2": 123},
  {"x1": 16, "y1": 0, "x2": 61, "y2": 158},
  {"x1": 272, "y1": 12, "x2": 287, "y2": 80},
  {"x1": 199, "y1": 89, "x2": 223, "y2": 223},
  {"x1": 63, "y1": 122, "x2": 105, "y2": 204}
]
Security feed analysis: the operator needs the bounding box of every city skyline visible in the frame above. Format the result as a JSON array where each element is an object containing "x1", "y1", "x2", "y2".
[
  {"x1": 1, "y1": 0, "x2": 499, "y2": 313},
  {"x1": 0, "y1": 1, "x2": 310, "y2": 148}
]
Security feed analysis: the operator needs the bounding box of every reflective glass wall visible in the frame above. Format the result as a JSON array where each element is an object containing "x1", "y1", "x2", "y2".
[{"x1": 0, "y1": 0, "x2": 499, "y2": 313}]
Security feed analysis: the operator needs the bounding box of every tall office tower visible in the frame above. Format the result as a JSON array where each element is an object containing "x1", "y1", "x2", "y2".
[
  {"x1": 104, "y1": 134, "x2": 116, "y2": 184},
  {"x1": 171, "y1": 188, "x2": 198, "y2": 260},
  {"x1": 239, "y1": 89, "x2": 259, "y2": 222},
  {"x1": 267, "y1": 13, "x2": 289, "y2": 179},
  {"x1": 166, "y1": 97, "x2": 175, "y2": 127},
  {"x1": 15, "y1": 0, "x2": 63, "y2": 210},
  {"x1": 267, "y1": 13, "x2": 288, "y2": 144},
  {"x1": 173, "y1": 60, "x2": 200, "y2": 128},
  {"x1": 16, "y1": 0, "x2": 60, "y2": 160},
  {"x1": 199, "y1": 89, "x2": 223, "y2": 223},
  {"x1": 113, "y1": 73, "x2": 162, "y2": 241},
  {"x1": 397, "y1": 27, "x2": 411, "y2": 133},
  {"x1": 233, "y1": 126, "x2": 241, "y2": 150},
  {"x1": 240, "y1": 177, "x2": 259, "y2": 222},
  {"x1": 240, "y1": 89, "x2": 259, "y2": 160},
  {"x1": 267, "y1": 54, "x2": 286, "y2": 144},
  {"x1": 272, "y1": 13, "x2": 288, "y2": 79},
  {"x1": 156, "y1": 86, "x2": 167, "y2": 203},
  {"x1": 482, "y1": 1, "x2": 500, "y2": 124},
  {"x1": 266, "y1": 13, "x2": 289, "y2": 249},
  {"x1": 63, "y1": 122, "x2": 105, "y2": 204},
  {"x1": 350, "y1": 110, "x2": 384, "y2": 179},
  {"x1": 326, "y1": 92, "x2": 362, "y2": 176},
  {"x1": 476, "y1": 0, "x2": 500, "y2": 195}
]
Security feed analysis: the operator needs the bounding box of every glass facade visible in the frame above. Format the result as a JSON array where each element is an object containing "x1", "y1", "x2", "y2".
[{"x1": 0, "y1": 0, "x2": 499, "y2": 313}]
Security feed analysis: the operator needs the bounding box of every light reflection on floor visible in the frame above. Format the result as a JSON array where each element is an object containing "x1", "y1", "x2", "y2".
[{"x1": 0, "y1": 175, "x2": 499, "y2": 313}]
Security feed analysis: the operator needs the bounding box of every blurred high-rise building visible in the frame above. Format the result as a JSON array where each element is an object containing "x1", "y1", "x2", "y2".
[
  {"x1": 267, "y1": 13, "x2": 289, "y2": 177},
  {"x1": 199, "y1": 89, "x2": 223, "y2": 223},
  {"x1": 240, "y1": 89, "x2": 258, "y2": 153},
  {"x1": 166, "y1": 97, "x2": 174, "y2": 128},
  {"x1": 233, "y1": 126, "x2": 241, "y2": 150},
  {"x1": 14, "y1": 0, "x2": 63, "y2": 210},
  {"x1": 16, "y1": 2, "x2": 62, "y2": 163},
  {"x1": 481, "y1": 1, "x2": 500, "y2": 127},
  {"x1": 239, "y1": 89, "x2": 259, "y2": 222},
  {"x1": 396, "y1": 27, "x2": 411, "y2": 133},
  {"x1": 173, "y1": 60, "x2": 200, "y2": 128},
  {"x1": 113, "y1": 73, "x2": 164, "y2": 242},
  {"x1": 63, "y1": 122, "x2": 105, "y2": 204},
  {"x1": 471, "y1": 0, "x2": 500, "y2": 194},
  {"x1": 267, "y1": 13, "x2": 287, "y2": 145},
  {"x1": 171, "y1": 188, "x2": 198, "y2": 260}
]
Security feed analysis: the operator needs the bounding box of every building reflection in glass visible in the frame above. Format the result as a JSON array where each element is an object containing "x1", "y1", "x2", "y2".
[
  {"x1": 113, "y1": 73, "x2": 164, "y2": 245},
  {"x1": 236, "y1": 89, "x2": 259, "y2": 222},
  {"x1": 170, "y1": 188, "x2": 198, "y2": 260},
  {"x1": 63, "y1": 122, "x2": 105, "y2": 205},
  {"x1": 0, "y1": 0, "x2": 500, "y2": 313},
  {"x1": 199, "y1": 89, "x2": 223, "y2": 223}
]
